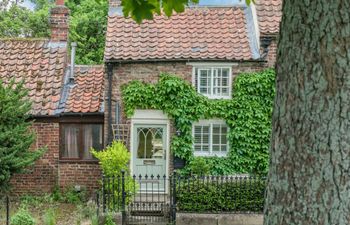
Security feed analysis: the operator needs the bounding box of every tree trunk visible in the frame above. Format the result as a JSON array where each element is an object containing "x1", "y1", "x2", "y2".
[{"x1": 264, "y1": 1, "x2": 350, "y2": 224}]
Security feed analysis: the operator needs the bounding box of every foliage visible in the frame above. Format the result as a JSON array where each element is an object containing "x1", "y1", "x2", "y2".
[
  {"x1": 188, "y1": 157, "x2": 211, "y2": 176},
  {"x1": 0, "y1": 1, "x2": 51, "y2": 37},
  {"x1": 63, "y1": 186, "x2": 87, "y2": 204},
  {"x1": 104, "y1": 213, "x2": 116, "y2": 225},
  {"x1": 43, "y1": 208, "x2": 56, "y2": 225},
  {"x1": 66, "y1": 0, "x2": 108, "y2": 64},
  {"x1": 177, "y1": 177, "x2": 265, "y2": 212},
  {"x1": 122, "y1": 0, "x2": 254, "y2": 23},
  {"x1": 92, "y1": 141, "x2": 138, "y2": 206},
  {"x1": 0, "y1": 80, "x2": 45, "y2": 193},
  {"x1": 10, "y1": 207, "x2": 35, "y2": 225},
  {"x1": 92, "y1": 141, "x2": 130, "y2": 177},
  {"x1": 122, "y1": 70, "x2": 275, "y2": 175}
]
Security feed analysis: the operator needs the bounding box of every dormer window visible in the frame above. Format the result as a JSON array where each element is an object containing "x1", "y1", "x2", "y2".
[{"x1": 193, "y1": 66, "x2": 232, "y2": 99}]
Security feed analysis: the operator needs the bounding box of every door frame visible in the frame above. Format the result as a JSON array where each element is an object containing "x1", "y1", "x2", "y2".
[{"x1": 130, "y1": 110, "x2": 170, "y2": 184}]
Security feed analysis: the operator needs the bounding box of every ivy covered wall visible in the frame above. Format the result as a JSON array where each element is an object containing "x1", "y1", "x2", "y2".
[{"x1": 121, "y1": 69, "x2": 275, "y2": 175}]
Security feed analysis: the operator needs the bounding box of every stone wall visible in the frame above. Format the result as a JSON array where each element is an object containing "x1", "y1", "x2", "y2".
[{"x1": 176, "y1": 213, "x2": 263, "y2": 225}]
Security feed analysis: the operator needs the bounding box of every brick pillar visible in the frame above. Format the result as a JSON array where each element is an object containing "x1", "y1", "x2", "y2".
[{"x1": 50, "y1": 0, "x2": 70, "y2": 42}]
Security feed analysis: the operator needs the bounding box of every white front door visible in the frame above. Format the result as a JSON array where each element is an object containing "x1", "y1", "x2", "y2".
[{"x1": 132, "y1": 124, "x2": 167, "y2": 191}]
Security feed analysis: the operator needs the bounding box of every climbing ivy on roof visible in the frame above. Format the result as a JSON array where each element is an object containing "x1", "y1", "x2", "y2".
[{"x1": 121, "y1": 69, "x2": 275, "y2": 175}]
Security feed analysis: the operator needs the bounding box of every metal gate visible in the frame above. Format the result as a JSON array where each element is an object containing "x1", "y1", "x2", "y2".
[{"x1": 99, "y1": 172, "x2": 176, "y2": 225}]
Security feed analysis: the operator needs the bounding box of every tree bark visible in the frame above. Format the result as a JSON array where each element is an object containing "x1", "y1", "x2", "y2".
[{"x1": 264, "y1": 1, "x2": 350, "y2": 224}]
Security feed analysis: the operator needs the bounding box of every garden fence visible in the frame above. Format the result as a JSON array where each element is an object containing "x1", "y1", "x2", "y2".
[{"x1": 96, "y1": 172, "x2": 266, "y2": 225}]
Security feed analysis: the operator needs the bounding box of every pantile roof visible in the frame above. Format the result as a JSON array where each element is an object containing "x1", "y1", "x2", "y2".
[
  {"x1": 105, "y1": 7, "x2": 254, "y2": 61},
  {"x1": 0, "y1": 39, "x2": 66, "y2": 116},
  {"x1": 0, "y1": 39, "x2": 105, "y2": 116},
  {"x1": 64, "y1": 65, "x2": 104, "y2": 113},
  {"x1": 255, "y1": 0, "x2": 282, "y2": 35}
]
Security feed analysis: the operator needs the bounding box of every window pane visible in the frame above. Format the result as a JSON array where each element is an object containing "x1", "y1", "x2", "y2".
[
  {"x1": 63, "y1": 125, "x2": 79, "y2": 158},
  {"x1": 213, "y1": 145, "x2": 220, "y2": 152},
  {"x1": 213, "y1": 134, "x2": 220, "y2": 144},
  {"x1": 83, "y1": 124, "x2": 103, "y2": 159},
  {"x1": 137, "y1": 127, "x2": 164, "y2": 159}
]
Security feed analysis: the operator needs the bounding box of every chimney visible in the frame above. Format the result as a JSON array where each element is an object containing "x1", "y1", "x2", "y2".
[{"x1": 50, "y1": 0, "x2": 70, "y2": 42}]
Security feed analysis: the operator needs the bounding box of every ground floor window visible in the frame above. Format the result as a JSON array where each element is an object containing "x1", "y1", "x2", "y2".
[
  {"x1": 60, "y1": 123, "x2": 103, "y2": 160},
  {"x1": 193, "y1": 120, "x2": 228, "y2": 156}
]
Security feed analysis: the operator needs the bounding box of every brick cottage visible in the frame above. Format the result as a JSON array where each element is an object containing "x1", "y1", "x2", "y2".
[
  {"x1": 104, "y1": 0, "x2": 281, "y2": 181},
  {"x1": 0, "y1": 1, "x2": 104, "y2": 195},
  {"x1": 0, "y1": 0, "x2": 282, "y2": 195}
]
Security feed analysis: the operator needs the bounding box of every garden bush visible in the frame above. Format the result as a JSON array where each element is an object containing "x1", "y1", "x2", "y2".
[
  {"x1": 92, "y1": 141, "x2": 138, "y2": 207},
  {"x1": 176, "y1": 177, "x2": 266, "y2": 212},
  {"x1": 11, "y1": 208, "x2": 35, "y2": 225}
]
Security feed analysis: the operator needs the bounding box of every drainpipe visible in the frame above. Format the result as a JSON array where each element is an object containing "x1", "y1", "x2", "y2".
[
  {"x1": 107, "y1": 63, "x2": 114, "y2": 144},
  {"x1": 70, "y1": 42, "x2": 77, "y2": 83}
]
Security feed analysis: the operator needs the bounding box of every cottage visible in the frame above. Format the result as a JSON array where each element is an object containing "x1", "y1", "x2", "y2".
[
  {"x1": 0, "y1": 1, "x2": 104, "y2": 195},
  {"x1": 104, "y1": 0, "x2": 281, "y2": 184}
]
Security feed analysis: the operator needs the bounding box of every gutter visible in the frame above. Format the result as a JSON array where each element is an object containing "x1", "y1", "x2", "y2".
[
  {"x1": 107, "y1": 63, "x2": 114, "y2": 144},
  {"x1": 29, "y1": 112, "x2": 104, "y2": 119},
  {"x1": 104, "y1": 58, "x2": 267, "y2": 64}
]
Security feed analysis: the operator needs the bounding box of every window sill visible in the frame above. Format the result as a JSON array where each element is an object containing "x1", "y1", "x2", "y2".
[
  {"x1": 194, "y1": 153, "x2": 228, "y2": 157},
  {"x1": 201, "y1": 94, "x2": 231, "y2": 100},
  {"x1": 59, "y1": 159, "x2": 99, "y2": 164}
]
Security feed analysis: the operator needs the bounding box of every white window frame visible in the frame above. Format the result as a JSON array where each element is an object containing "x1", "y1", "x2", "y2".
[
  {"x1": 190, "y1": 64, "x2": 233, "y2": 99},
  {"x1": 192, "y1": 119, "x2": 229, "y2": 157}
]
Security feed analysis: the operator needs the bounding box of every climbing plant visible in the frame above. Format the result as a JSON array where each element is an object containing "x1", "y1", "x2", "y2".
[{"x1": 121, "y1": 69, "x2": 275, "y2": 175}]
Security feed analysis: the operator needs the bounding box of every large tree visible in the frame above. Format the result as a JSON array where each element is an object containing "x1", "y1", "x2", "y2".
[
  {"x1": 0, "y1": 80, "x2": 45, "y2": 193},
  {"x1": 264, "y1": 0, "x2": 350, "y2": 224}
]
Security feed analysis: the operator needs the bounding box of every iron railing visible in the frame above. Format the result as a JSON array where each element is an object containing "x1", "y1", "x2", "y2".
[{"x1": 97, "y1": 173, "x2": 266, "y2": 224}]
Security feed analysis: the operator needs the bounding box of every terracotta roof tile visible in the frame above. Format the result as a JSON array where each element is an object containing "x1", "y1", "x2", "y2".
[
  {"x1": 105, "y1": 7, "x2": 253, "y2": 61},
  {"x1": 255, "y1": 0, "x2": 282, "y2": 35},
  {"x1": 0, "y1": 39, "x2": 67, "y2": 116},
  {"x1": 64, "y1": 65, "x2": 104, "y2": 113}
]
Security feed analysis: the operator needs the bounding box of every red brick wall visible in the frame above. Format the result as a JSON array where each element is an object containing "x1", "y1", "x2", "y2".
[
  {"x1": 11, "y1": 122, "x2": 59, "y2": 195},
  {"x1": 104, "y1": 61, "x2": 269, "y2": 174},
  {"x1": 58, "y1": 163, "x2": 101, "y2": 192},
  {"x1": 10, "y1": 121, "x2": 102, "y2": 195},
  {"x1": 266, "y1": 39, "x2": 277, "y2": 68}
]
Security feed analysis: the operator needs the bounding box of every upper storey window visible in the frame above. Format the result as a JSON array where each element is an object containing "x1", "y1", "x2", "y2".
[{"x1": 193, "y1": 66, "x2": 232, "y2": 99}]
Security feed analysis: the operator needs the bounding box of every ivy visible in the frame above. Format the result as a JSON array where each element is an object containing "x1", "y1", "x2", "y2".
[{"x1": 121, "y1": 69, "x2": 275, "y2": 175}]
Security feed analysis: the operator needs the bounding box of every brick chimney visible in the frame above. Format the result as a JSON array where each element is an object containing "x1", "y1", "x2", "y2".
[{"x1": 50, "y1": 0, "x2": 70, "y2": 42}]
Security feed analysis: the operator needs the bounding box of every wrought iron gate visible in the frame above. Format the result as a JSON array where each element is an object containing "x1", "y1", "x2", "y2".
[{"x1": 99, "y1": 172, "x2": 176, "y2": 225}]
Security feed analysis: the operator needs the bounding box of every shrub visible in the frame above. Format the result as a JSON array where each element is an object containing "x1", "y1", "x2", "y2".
[
  {"x1": 176, "y1": 177, "x2": 266, "y2": 212},
  {"x1": 43, "y1": 208, "x2": 56, "y2": 225},
  {"x1": 63, "y1": 186, "x2": 87, "y2": 204},
  {"x1": 189, "y1": 157, "x2": 211, "y2": 176},
  {"x1": 11, "y1": 208, "x2": 35, "y2": 225},
  {"x1": 92, "y1": 141, "x2": 138, "y2": 207}
]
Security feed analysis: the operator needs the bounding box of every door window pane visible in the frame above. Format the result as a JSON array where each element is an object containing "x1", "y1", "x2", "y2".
[{"x1": 137, "y1": 127, "x2": 164, "y2": 159}]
